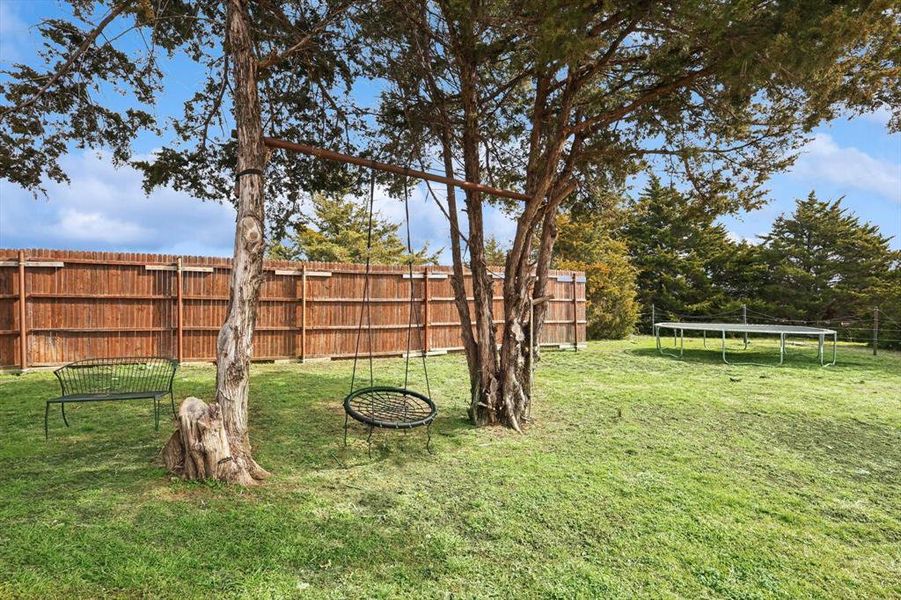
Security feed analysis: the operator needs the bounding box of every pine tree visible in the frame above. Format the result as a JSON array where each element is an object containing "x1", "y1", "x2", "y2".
[
  {"x1": 758, "y1": 193, "x2": 900, "y2": 324},
  {"x1": 622, "y1": 177, "x2": 738, "y2": 325},
  {"x1": 269, "y1": 192, "x2": 439, "y2": 265},
  {"x1": 483, "y1": 236, "x2": 508, "y2": 267}
]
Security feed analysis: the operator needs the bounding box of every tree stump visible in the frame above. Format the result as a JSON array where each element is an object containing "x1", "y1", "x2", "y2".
[{"x1": 162, "y1": 397, "x2": 261, "y2": 485}]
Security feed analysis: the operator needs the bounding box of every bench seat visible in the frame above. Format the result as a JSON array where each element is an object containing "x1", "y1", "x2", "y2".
[
  {"x1": 45, "y1": 357, "x2": 178, "y2": 439},
  {"x1": 48, "y1": 391, "x2": 170, "y2": 403}
]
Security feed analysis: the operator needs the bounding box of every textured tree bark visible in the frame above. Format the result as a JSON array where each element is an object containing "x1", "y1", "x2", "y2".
[
  {"x1": 163, "y1": 397, "x2": 238, "y2": 481},
  {"x1": 422, "y1": 2, "x2": 586, "y2": 432},
  {"x1": 163, "y1": 0, "x2": 268, "y2": 485}
]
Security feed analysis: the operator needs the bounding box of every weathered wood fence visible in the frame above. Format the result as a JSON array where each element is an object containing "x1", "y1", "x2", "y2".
[{"x1": 0, "y1": 249, "x2": 586, "y2": 369}]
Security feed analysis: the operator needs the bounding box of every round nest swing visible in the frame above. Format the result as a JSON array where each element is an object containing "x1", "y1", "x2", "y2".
[
  {"x1": 342, "y1": 167, "x2": 437, "y2": 456},
  {"x1": 344, "y1": 386, "x2": 437, "y2": 430}
]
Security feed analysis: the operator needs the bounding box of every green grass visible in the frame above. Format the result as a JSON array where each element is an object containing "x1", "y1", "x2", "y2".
[{"x1": 1, "y1": 336, "x2": 899, "y2": 599}]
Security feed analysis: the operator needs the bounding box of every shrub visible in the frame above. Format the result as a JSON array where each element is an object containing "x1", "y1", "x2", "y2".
[{"x1": 557, "y1": 237, "x2": 639, "y2": 339}]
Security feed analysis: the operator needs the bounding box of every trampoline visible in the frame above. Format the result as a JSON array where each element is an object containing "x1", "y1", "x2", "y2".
[{"x1": 654, "y1": 322, "x2": 837, "y2": 366}]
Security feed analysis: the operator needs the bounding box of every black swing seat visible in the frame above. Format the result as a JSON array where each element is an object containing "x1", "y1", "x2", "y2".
[{"x1": 343, "y1": 386, "x2": 437, "y2": 429}]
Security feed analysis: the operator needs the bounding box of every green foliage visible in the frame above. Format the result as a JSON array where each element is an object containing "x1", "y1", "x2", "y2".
[
  {"x1": 482, "y1": 236, "x2": 508, "y2": 267},
  {"x1": 757, "y1": 193, "x2": 901, "y2": 348},
  {"x1": 269, "y1": 192, "x2": 439, "y2": 265},
  {"x1": 0, "y1": 1, "x2": 361, "y2": 234},
  {"x1": 370, "y1": 0, "x2": 900, "y2": 220},
  {"x1": 758, "y1": 193, "x2": 900, "y2": 321},
  {"x1": 622, "y1": 177, "x2": 741, "y2": 324},
  {"x1": 555, "y1": 213, "x2": 639, "y2": 339},
  {"x1": 1, "y1": 340, "x2": 899, "y2": 597}
]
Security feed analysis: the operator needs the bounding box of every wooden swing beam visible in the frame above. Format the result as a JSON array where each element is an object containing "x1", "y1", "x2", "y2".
[{"x1": 263, "y1": 137, "x2": 531, "y2": 202}]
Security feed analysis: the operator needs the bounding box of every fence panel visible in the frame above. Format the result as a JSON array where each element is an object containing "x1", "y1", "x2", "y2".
[{"x1": 0, "y1": 249, "x2": 586, "y2": 368}]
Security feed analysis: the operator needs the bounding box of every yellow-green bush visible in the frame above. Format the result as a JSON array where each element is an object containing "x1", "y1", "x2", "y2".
[{"x1": 557, "y1": 237, "x2": 638, "y2": 339}]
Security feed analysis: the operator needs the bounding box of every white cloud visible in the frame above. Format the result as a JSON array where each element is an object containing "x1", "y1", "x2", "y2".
[
  {"x1": 725, "y1": 231, "x2": 763, "y2": 245},
  {"x1": 53, "y1": 208, "x2": 150, "y2": 243},
  {"x1": 791, "y1": 133, "x2": 901, "y2": 202},
  {"x1": 860, "y1": 106, "x2": 894, "y2": 127},
  {"x1": 0, "y1": 151, "x2": 237, "y2": 256}
]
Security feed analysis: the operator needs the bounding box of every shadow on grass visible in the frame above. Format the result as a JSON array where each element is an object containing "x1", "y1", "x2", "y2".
[
  {"x1": 3, "y1": 365, "x2": 474, "y2": 502},
  {"x1": 629, "y1": 342, "x2": 898, "y2": 375}
]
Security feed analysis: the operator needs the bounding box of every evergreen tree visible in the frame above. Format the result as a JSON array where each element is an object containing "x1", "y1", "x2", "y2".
[
  {"x1": 269, "y1": 192, "x2": 439, "y2": 265},
  {"x1": 622, "y1": 177, "x2": 739, "y2": 326},
  {"x1": 758, "y1": 193, "x2": 900, "y2": 323},
  {"x1": 483, "y1": 236, "x2": 508, "y2": 267}
]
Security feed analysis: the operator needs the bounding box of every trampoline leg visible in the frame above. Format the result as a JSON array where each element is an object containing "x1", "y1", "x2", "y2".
[
  {"x1": 426, "y1": 422, "x2": 433, "y2": 454},
  {"x1": 680, "y1": 329, "x2": 684, "y2": 358},
  {"x1": 721, "y1": 331, "x2": 728, "y2": 364},
  {"x1": 60, "y1": 402, "x2": 69, "y2": 427},
  {"x1": 655, "y1": 326, "x2": 661, "y2": 354},
  {"x1": 366, "y1": 425, "x2": 373, "y2": 458},
  {"x1": 44, "y1": 403, "x2": 50, "y2": 440},
  {"x1": 831, "y1": 333, "x2": 837, "y2": 366},
  {"x1": 169, "y1": 392, "x2": 177, "y2": 418},
  {"x1": 343, "y1": 413, "x2": 349, "y2": 447},
  {"x1": 818, "y1": 335, "x2": 824, "y2": 366},
  {"x1": 703, "y1": 331, "x2": 707, "y2": 349},
  {"x1": 779, "y1": 333, "x2": 785, "y2": 365}
]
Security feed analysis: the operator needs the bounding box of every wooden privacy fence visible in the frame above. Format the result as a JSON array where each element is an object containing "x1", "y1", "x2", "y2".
[{"x1": 0, "y1": 249, "x2": 586, "y2": 369}]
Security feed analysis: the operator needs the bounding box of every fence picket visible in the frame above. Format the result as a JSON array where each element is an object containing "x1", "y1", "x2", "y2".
[{"x1": 0, "y1": 249, "x2": 585, "y2": 367}]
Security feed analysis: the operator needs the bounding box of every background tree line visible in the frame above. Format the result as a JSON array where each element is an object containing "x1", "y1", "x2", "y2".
[
  {"x1": 553, "y1": 179, "x2": 901, "y2": 348},
  {"x1": 274, "y1": 181, "x2": 900, "y2": 349}
]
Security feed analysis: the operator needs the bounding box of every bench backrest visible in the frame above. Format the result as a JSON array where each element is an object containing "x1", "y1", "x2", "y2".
[{"x1": 54, "y1": 357, "x2": 178, "y2": 397}]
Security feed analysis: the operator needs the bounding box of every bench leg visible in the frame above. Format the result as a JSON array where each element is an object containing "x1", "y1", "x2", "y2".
[
  {"x1": 60, "y1": 402, "x2": 69, "y2": 427},
  {"x1": 45, "y1": 403, "x2": 50, "y2": 440}
]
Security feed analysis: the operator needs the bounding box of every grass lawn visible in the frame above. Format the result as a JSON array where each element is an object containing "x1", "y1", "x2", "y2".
[{"x1": 1, "y1": 336, "x2": 899, "y2": 599}]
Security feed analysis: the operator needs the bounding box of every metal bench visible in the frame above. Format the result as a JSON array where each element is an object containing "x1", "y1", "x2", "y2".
[{"x1": 45, "y1": 357, "x2": 178, "y2": 439}]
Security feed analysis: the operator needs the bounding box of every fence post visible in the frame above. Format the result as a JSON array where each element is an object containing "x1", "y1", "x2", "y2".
[
  {"x1": 300, "y1": 264, "x2": 307, "y2": 362},
  {"x1": 742, "y1": 303, "x2": 748, "y2": 349},
  {"x1": 572, "y1": 271, "x2": 578, "y2": 351},
  {"x1": 17, "y1": 250, "x2": 27, "y2": 370},
  {"x1": 423, "y1": 266, "x2": 431, "y2": 353},
  {"x1": 176, "y1": 257, "x2": 184, "y2": 362},
  {"x1": 873, "y1": 306, "x2": 879, "y2": 356}
]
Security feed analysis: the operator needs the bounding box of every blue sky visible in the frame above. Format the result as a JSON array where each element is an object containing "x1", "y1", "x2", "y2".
[{"x1": 1, "y1": 0, "x2": 899, "y2": 260}]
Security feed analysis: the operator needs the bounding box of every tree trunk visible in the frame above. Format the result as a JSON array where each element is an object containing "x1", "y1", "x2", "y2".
[
  {"x1": 436, "y1": 3, "x2": 581, "y2": 433},
  {"x1": 163, "y1": 0, "x2": 269, "y2": 485},
  {"x1": 456, "y1": 42, "x2": 505, "y2": 429},
  {"x1": 162, "y1": 397, "x2": 237, "y2": 480}
]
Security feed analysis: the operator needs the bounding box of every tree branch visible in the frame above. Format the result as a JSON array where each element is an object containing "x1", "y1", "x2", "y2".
[
  {"x1": 257, "y1": 0, "x2": 356, "y2": 71},
  {"x1": 0, "y1": 1, "x2": 131, "y2": 120},
  {"x1": 567, "y1": 65, "x2": 714, "y2": 135}
]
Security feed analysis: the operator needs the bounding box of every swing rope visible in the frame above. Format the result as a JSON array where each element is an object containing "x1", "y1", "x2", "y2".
[
  {"x1": 402, "y1": 176, "x2": 431, "y2": 399},
  {"x1": 349, "y1": 168, "x2": 430, "y2": 399},
  {"x1": 349, "y1": 168, "x2": 376, "y2": 394}
]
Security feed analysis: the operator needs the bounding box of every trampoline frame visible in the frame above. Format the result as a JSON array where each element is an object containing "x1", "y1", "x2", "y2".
[{"x1": 654, "y1": 322, "x2": 837, "y2": 366}]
